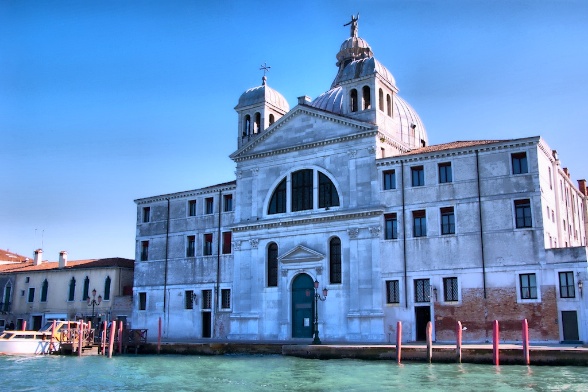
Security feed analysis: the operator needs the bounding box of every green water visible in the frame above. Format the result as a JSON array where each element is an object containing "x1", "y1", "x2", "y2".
[{"x1": 1, "y1": 354, "x2": 586, "y2": 391}]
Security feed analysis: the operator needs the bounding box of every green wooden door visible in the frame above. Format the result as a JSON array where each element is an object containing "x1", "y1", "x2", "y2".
[{"x1": 292, "y1": 274, "x2": 314, "y2": 338}]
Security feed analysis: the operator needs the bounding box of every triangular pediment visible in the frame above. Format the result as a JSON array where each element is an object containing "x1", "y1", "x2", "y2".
[
  {"x1": 230, "y1": 105, "x2": 376, "y2": 162},
  {"x1": 279, "y1": 245, "x2": 325, "y2": 264}
]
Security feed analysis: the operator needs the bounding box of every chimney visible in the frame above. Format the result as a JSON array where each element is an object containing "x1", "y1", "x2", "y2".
[
  {"x1": 563, "y1": 168, "x2": 570, "y2": 178},
  {"x1": 297, "y1": 96, "x2": 311, "y2": 105},
  {"x1": 59, "y1": 251, "x2": 68, "y2": 268},
  {"x1": 33, "y1": 249, "x2": 43, "y2": 266},
  {"x1": 578, "y1": 179, "x2": 587, "y2": 196}
]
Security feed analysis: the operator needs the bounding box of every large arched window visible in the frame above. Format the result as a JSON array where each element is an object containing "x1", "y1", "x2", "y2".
[
  {"x1": 350, "y1": 89, "x2": 358, "y2": 112},
  {"x1": 104, "y1": 276, "x2": 111, "y2": 301},
  {"x1": 319, "y1": 172, "x2": 339, "y2": 208},
  {"x1": 291, "y1": 169, "x2": 313, "y2": 212},
  {"x1": 378, "y1": 88, "x2": 384, "y2": 111},
  {"x1": 268, "y1": 178, "x2": 287, "y2": 214},
  {"x1": 268, "y1": 243, "x2": 278, "y2": 287},
  {"x1": 68, "y1": 277, "x2": 76, "y2": 301},
  {"x1": 243, "y1": 115, "x2": 251, "y2": 136},
  {"x1": 329, "y1": 237, "x2": 342, "y2": 284},
  {"x1": 363, "y1": 86, "x2": 371, "y2": 110},
  {"x1": 254, "y1": 112, "x2": 261, "y2": 134},
  {"x1": 83, "y1": 276, "x2": 90, "y2": 300}
]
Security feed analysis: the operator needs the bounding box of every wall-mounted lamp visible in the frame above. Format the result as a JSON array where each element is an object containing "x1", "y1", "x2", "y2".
[
  {"x1": 191, "y1": 292, "x2": 198, "y2": 303},
  {"x1": 432, "y1": 286, "x2": 438, "y2": 302},
  {"x1": 578, "y1": 280, "x2": 583, "y2": 298}
]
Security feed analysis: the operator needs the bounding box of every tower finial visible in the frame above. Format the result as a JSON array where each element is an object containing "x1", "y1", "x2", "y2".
[
  {"x1": 260, "y1": 62, "x2": 271, "y2": 85},
  {"x1": 343, "y1": 13, "x2": 359, "y2": 38}
]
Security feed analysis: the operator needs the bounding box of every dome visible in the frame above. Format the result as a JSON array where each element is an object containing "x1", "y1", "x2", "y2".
[
  {"x1": 235, "y1": 77, "x2": 290, "y2": 112},
  {"x1": 332, "y1": 57, "x2": 396, "y2": 89},
  {"x1": 336, "y1": 37, "x2": 374, "y2": 66}
]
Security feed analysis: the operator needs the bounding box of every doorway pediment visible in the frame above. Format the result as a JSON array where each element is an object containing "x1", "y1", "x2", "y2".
[{"x1": 279, "y1": 245, "x2": 324, "y2": 264}]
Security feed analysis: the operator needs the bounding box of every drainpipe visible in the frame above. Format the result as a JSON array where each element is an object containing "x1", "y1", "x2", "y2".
[
  {"x1": 475, "y1": 151, "x2": 487, "y2": 299},
  {"x1": 401, "y1": 161, "x2": 408, "y2": 309},
  {"x1": 163, "y1": 198, "x2": 170, "y2": 333},
  {"x1": 215, "y1": 190, "x2": 222, "y2": 337}
]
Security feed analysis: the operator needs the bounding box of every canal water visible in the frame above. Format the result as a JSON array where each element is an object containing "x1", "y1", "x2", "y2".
[{"x1": 2, "y1": 354, "x2": 587, "y2": 391}]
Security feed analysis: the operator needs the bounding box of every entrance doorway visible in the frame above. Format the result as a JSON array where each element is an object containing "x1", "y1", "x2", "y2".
[
  {"x1": 415, "y1": 306, "x2": 431, "y2": 341},
  {"x1": 292, "y1": 274, "x2": 314, "y2": 338},
  {"x1": 561, "y1": 310, "x2": 580, "y2": 342},
  {"x1": 202, "y1": 311, "x2": 212, "y2": 338},
  {"x1": 32, "y1": 315, "x2": 43, "y2": 331}
]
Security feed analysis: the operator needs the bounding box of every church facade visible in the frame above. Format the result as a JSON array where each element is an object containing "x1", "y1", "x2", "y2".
[{"x1": 133, "y1": 23, "x2": 587, "y2": 343}]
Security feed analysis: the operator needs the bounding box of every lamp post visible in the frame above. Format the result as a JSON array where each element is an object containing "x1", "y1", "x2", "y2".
[
  {"x1": 312, "y1": 280, "x2": 328, "y2": 345},
  {"x1": 87, "y1": 289, "x2": 102, "y2": 319}
]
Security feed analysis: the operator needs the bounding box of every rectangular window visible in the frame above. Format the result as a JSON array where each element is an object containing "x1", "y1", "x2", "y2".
[
  {"x1": 139, "y1": 292, "x2": 147, "y2": 310},
  {"x1": 520, "y1": 273, "x2": 537, "y2": 299},
  {"x1": 512, "y1": 152, "x2": 528, "y2": 174},
  {"x1": 291, "y1": 169, "x2": 313, "y2": 212},
  {"x1": 559, "y1": 271, "x2": 575, "y2": 298},
  {"x1": 140, "y1": 241, "x2": 149, "y2": 261},
  {"x1": 188, "y1": 200, "x2": 197, "y2": 216},
  {"x1": 223, "y1": 194, "x2": 233, "y2": 212},
  {"x1": 203, "y1": 234, "x2": 213, "y2": 256},
  {"x1": 27, "y1": 288, "x2": 35, "y2": 303},
  {"x1": 411, "y1": 166, "x2": 425, "y2": 187},
  {"x1": 186, "y1": 235, "x2": 196, "y2": 257},
  {"x1": 205, "y1": 197, "x2": 214, "y2": 214},
  {"x1": 185, "y1": 290, "x2": 194, "y2": 310},
  {"x1": 440, "y1": 207, "x2": 455, "y2": 235},
  {"x1": 202, "y1": 290, "x2": 212, "y2": 309},
  {"x1": 221, "y1": 289, "x2": 231, "y2": 309},
  {"x1": 413, "y1": 210, "x2": 426, "y2": 237},
  {"x1": 438, "y1": 162, "x2": 452, "y2": 183},
  {"x1": 443, "y1": 277, "x2": 458, "y2": 302},
  {"x1": 383, "y1": 170, "x2": 396, "y2": 190},
  {"x1": 386, "y1": 280, "x2": 400, "y2": 304},
  {"x1": 414, "y1": 278, "x2": 430, "y2": 302},
  {"x1": 515, "y1": 199, "x2": 532, "y2": 228},
  {"x1": 384, "y1": 213, "x2": 398, "y2": 240},
  {"x1": 142, "y1": 207, "x2": 150, "y2": 223},
  {"x1": 222, "y1": 232, "x2": 232, "y2": 254}
]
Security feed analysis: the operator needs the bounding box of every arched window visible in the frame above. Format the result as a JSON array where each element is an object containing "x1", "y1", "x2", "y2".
[
  {"x1": 291, "y1": 169, "x2": 313, "y2": 212},
  {"x1": 378, "y1": 89, "x2": 384, "y2": 111},
  {"x1": 268, "y1": 178, "x2": 287, "y2": 214},
  {"x1": 243, "y1": 115, "x2": 251, "y2": 136},
  {"x1": 83, "y1": 276, "x2": 90, "y2": 300},
  {"x1": 386, "y1": 94, "x2": 392, "y2": 117},
  {"x1": 104, "y1": 276, "x2": 111, "y2": 301},
  {"x1": 350, "y1": 89, "x2": 358, "y2": 112},
  {"x1": 269, "y1": 114, "x2": 275, "y2": 125},
  {"x1": 363, "y1": 86, "x2": 371, "y2": 110},
  {"x1": 41, "y1": 279, "x2": 48, "y2": 302},
  {"x1": 68, "y1": 277, "x2": 76, "y2": 301},
  {"x1": 329, "y1": 237, "x2": 342, "y2": 284},
  {"x1": 318, "y1": 172, "x2": 340, "y2": 208},
  {"x1": 254, "y1": 112, "x2": 261, "y2": 134},
  {"x1": 268, "y1": 243, "x2": 278, "y2": 287}
]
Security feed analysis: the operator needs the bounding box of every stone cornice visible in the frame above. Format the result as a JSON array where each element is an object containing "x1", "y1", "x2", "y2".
[{"x1": 135, "y1": 183, "x2": 237, "y2": 204}]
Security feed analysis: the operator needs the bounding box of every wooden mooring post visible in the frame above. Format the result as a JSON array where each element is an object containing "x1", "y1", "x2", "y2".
[
  {"x1": 522, "y1": 318, "x2": 530, "y2": 365},
  {"x1": 157, "y1": 317, "x2": 162, "y2": 355},
  {"x1": 492, "y1": 320, "x2": 500, "y2": 366},
  {"x1": 108, "y1": 320, "x2": 116, "y2": 358},
  {"x1": 396, "y1": 321, "x2": 402, "y2": 364},
  {"x1": 78, "y1": 322, "x2": 83, "y2": 357},
  {"x1": 426, "y1": 321, "x2": 433, "y2": 363},
  {"x1": 456, "y1": 321, "x2": 462, "y2": 363}
]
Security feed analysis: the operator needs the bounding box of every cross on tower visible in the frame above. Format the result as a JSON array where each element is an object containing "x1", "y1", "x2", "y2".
[{"x1": 260, "y1": 62, "x2": 271, "y2": 76}]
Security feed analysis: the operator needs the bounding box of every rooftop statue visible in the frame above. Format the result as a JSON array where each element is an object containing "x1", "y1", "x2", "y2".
[{"x1": 344, "y1": 13, "x2": 359, "y2": 38}]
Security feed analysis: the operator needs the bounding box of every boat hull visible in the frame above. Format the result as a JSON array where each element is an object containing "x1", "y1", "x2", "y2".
[{"x1": 0, "y1": 339, "x2": 59, "y2": 355}]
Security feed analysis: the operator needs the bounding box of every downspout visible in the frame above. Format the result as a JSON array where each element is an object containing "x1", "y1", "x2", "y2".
[
  {"x1": 163, "y1": 198, "x2": 170, "y2": 331},
  {"x1": 475, "y1": 151, "x2": 487, "y2": 299},
  {"x1": 401, "y1": 161, "x2": 408, "y2": 309},
  {"x1": 215, "y1": 190, "x2": 222, "y2": 337}
]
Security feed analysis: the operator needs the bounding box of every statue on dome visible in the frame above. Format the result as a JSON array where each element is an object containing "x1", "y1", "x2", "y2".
[{"x1": 344, "y1": 13, "x2": 359, "y2": 37}]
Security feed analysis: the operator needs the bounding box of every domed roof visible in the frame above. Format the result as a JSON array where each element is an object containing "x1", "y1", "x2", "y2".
[
  {"x1": 332, "y1": 57, "x2": 396, "y2": 89},
  {"x1": 235, "y1": 76, "x2": 290, "y2": 112}
]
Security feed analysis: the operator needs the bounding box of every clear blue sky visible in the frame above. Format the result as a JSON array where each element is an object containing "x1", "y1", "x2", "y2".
[{"x1": 2, "y1": 0, "x2": 587, "y2": 261}]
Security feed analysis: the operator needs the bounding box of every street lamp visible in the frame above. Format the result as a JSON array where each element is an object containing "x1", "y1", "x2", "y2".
[
  {"x1": 312, "y1": 280, "x2": 328, "y2": 345},
  {"x1": 87, "y1": 289, "x2": 102, "y2": 319}
]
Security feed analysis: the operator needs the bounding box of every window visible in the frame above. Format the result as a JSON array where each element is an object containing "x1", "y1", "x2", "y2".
[
  {"x1": 515, "y1": 199, "x2": 532, "y2": 228},
  {"x1": 548, "y1": 167, "x2": 553, "y2": 190},
  {"x1": 378, "y1": 88, "x2": 384, "y2": 111},
  {"x1": 414, "y1": 279, "x2": 430, "y2": 302},
  {"x1": 384, "y1": 213, "x2": 398, "y2": 240},
  {"x1": 83, "y1": 276, "x2": 90, "y2": 300},
  {"x1": 142, "y1": 207, "x2": 150, "y2": 223},
  {"x1": 329, "y1": 237, "x2": 342, "y2": 284},
  {"x1": 25, "y1": 277, "x2": 30, "y2": 283},
  {"x1": 188, "y1": 200, "x2": 197, "y2": 216},
  {"x1": 205, "y1": 197, "x2": 214, "y2": 214},
  {"x1": 269, "y1": 114, "x2": 275, "y2": 125},
  {"x1": 187, "y1": 235, "x2": 196, "y2": 257},
  {"x1": 221, "y1": 289, "x2": 231, "y2": 309},
  {"x1": 222, "y1": 232, "x2": 232, "y2": 254},
  {"x1": 203, "y1": 234, "x2": 213, "y2": 256},
  {"x1": 140, "y1": 241, "x2": 149, "y2": 261},
  {"x1": 559, "y1": 271, "x2": 575, "y2": 298},
  {"x1": 223, "y1": 194, "x2": 233, "y2": 212},
  {"x1": 519, "y1": 273, "x2": 537, "y2": 299},
  {"x1": 202, "y1": 290, "x2": 212, "y2": 309},
  {"x1": 267, "y1": 243, "x2": 278, "y2": 287},
  {"x1": 441, "y1": 207, "x2": 455, "y2": 235},
  {"x1": 268, "y1": 178, "x2": 287, "y2": 214},
  {"x1": 350, "y1": 89, "x2": 358, "y2": 112},
  {"x1": 318, "y1": 172, "x2": 339, "y2": 208},
  {"x1": 292, "y1": 169, "x2": 313, "y2": 212},
  {"x1": 185, "y1": 290, "x2": 194, "y2": 310},
  {"x1": 254, "y1": 112, "x2": 261, "y2": 133},
  {"x1": 411, "y1": 166, "x2": 424, "y2": 187},
  {"x1": 68, "y1": 277, "x2": 76, "y2": 301},
  {"x1": 512, "y1": 152, "x2": 528, "y2": 174},
  {"x1": 386, "y1": 280, "x2": 400, "y2": 304},
  {"x1": 139, "y1": 292, "x2": 147, "y2": 310},
  {"x1": 413, "y1": 210, "x2": 427, "y2": 237},
  {"x1": 104, "y1": 276, "x2": 111, "y2": 301},
  {"x1": 243, "y1": 114, "x2": 251, "y2": 136},
  {"x1": 443, "y1": 277, "x2": 458, "y2": 302},
  {"x1": 41, "y1": 279, "x2": 48, "y2": 302},
  {"x1": 438, "y1": 162, "x2": 452, "y2": 184},
  {"x1": 386, "y1": 94, "x2": 391, "y2": 116},
  {"x1": 362, "y1": 86, "x2": 371, "y2": 110},
  {"x1": 383, "y1": 170, "x2": 396, "y2": 190},
  {"x1": 27, "y1": 288, "x2": 35, "y2": 303}
]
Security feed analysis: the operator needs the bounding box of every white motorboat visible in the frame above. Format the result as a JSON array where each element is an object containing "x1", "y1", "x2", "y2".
[{"x1": 0, "y1": 320, "x2": 87, "y2": 355}]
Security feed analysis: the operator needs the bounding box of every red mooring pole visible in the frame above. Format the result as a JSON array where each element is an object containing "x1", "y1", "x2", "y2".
[
  {"x1": 22, "y1": 320, "x2": 27, "y2": 331},
  {"x1": 396, "y1": 321, "x2": 402, "y2": 364},
  {"x1": 522, "y1": 318, "x2": 530, "y2": 365},
  {"x1": 78, "y1": 322, "x2": 83, "y2": 357},
  {"x1": 426, "y1": 321, "x2": 433, "y2": 363},
  {"x1": 492, "y1": 320, "x2": 500, "y2": 366},
  {"x1": 101, "y1": 320, "x2": 107, "y2": 355},
  {"x1": 456, "y1": 321, "x2": 462, "y2": 363},
  {"x1": 118, "y1": 320, "x2": 123, "y2": 354},
  {"x1": 157, "y1": 317, "x2": 162, "y2": 354},
  {"x1": 49, "y1": 320, "x2": 57, "y2": 354},
  {"x1": 108, "y1": 320, "x2": 116, "y2": 358}
]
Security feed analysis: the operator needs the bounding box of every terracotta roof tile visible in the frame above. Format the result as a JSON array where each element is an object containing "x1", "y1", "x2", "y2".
[
  {"x1": 399, "y1": 140, "x2": 504, "y2": 156},
  {"x1": 0, "y1": 248, "x2": 29, "y2": 263},
  {"x1": 0, "y1": 257, "x2": 134, "y2": 273}
]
